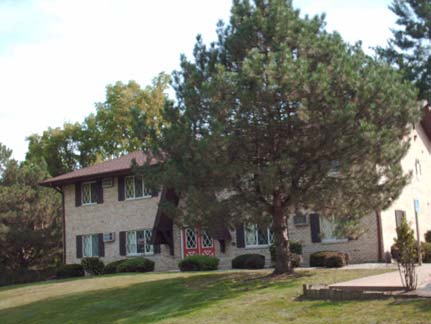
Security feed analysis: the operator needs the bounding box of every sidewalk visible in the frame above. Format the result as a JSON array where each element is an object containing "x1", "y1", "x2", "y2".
[{"x1": 330, "y1": 264, "x2": 431, "y2": 295}]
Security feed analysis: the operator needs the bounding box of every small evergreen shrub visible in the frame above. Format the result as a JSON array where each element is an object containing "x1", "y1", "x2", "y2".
[
  {"x1": 56, "y1": 264, "x2": 85, "y2": 279},
  {"x1": 81, "y1": 257, "x2": 105, "y2": 275},
  {"x1": 117, "y1": 258, "x2": 155, "y2": 273},
  {"x1": 104, "y1": 260, "x2": 126, "y2": 274},
  {"x1": 425, "y1": 230, "x2": 431, "y2": 243},
  {"x1": 290, "y1": 253, "x2": 301, "y2": 268},
  {"x1": 309, "y1": 251, "x2": 349, "y2": 268},
  {"x1": 421, "y1": 242, "x2": 431, "y2": 263},
  {"x1": 178, "y1": 255, "x2": 219, "y2": 271},
  {"x1": 232, "y1": 254, "x2": 265, "y2": 269}
]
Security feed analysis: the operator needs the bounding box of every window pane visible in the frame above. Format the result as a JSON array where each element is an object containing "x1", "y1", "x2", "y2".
[
  {"x1": 185, "y1": 228, "x2": 197, "y2": 248},
  {"x1": 144, "y1": 230, "x2": 154, "y2": 254},
  {"x1": 201, "y1": 230, "x2": 213, "y2": 248},
  {"x1": 90, "y1": 182, "x2": 98, "y2": 203},
  {"x1": 137, "y1": 230, "x2": 146, "y2": 253},
  {"x1": 82, "y1": 183, "x2": 91, "y2": 204},
  {"x1": 92, "y1": 234, "x2": 99, "y2": 256},
  {"x1": 135, "y1": 177, "x2": 143, "y2": 198},
  {"x1": 245, "y1": 224, "x2": 257, "y2": 246},
  {"x1": 320, "y1": 216, "x2": 336, "y2": 240},
  {"x1": 143, "y1": 181, "x2": 152, "y2": 197},
  {"x1": 257, "y1": 226, "x2": 269, "y2": 245},
  {"x1": 125, "y1": 177, "x2": 134, "y2": 199},
  {"x1": 127, "y1": 231, "x2": 137, "y2": 255},
  {"x1": 83, "y1": 235, "x2": 92, "y2": 257}
]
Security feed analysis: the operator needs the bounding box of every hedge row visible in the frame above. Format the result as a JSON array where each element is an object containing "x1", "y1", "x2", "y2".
[{"x1": 309, "y1": 251, "x2": 349, "y2": 268}]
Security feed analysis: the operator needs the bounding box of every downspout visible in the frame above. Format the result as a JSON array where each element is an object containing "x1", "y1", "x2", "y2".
[
  {"x1": 53, "y1": 186, "x2": 66, "y2": 264},
  {"x1": 375, "y1": 210, "x2": 384, "y2": 262}
]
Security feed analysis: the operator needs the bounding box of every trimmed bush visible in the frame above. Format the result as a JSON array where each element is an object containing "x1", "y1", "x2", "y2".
[
  {"x1": 309, "y1": 251, "x2": 349, "y2": 268},
  {"x1": 0, "y1": 268, "x2": 56, "y2": 287},
  {"x1": 290, "y1": 253, "x2": 301, "y2": 268},
  {"x1": 55, "y1": 264, "x2": 85, "y2": 279},
  {"x1": 425, "y1": 230, "x2": 431, "y2": 243},
  {"x1": 104, "y1": 260, "x2": 126, "y2": 274},
  {"x1": 421, "y1": 242, "x2": 431, "y2": 263},
  {"x1": 178, "y1": 255, "x2": 219, "y2": 271},
  {"x1": 81, "y1": 257, "x2": 105, "y2": 275},
  {"x1": 232, "y1": 254, "x2": 265, "y2": 269},
  {"x1": 117, "y1": 258, "x2": 155, "y2": 273},
  {"x1": 270, "y1": 241, "x2": 303, "y2": 262}
]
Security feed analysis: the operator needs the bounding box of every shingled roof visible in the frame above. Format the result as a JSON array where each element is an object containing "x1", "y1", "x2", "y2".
[{"x1": 40, "y1": 151, "x2": 158, "y2": 187}]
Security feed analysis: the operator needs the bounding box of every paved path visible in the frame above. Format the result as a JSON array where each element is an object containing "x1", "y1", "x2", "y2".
[{"x1": 330, "y1": 264, "x2": 431, "y2": 295}]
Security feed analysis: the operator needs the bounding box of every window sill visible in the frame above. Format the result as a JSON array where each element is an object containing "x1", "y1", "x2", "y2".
[
  {"x1": 321, "y1": 238, "x2": 348, "y2": 245},
  {"x1": 125, "y1": 196, "x2": 153, "y2": 201},
  {"x1": 81, "y1": 202, "x2": 97, "y2": 207},
  {"x1": 126, "y1": 253, "x2": 155, "y2": 257},
  {"x1": 245, "y1": 244, "x2": 270, "y2": 249}
]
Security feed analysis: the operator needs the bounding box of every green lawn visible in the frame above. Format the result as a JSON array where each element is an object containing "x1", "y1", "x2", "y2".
[{"x1": 0, "y1": 269, "x2": 430, "y2": 324}]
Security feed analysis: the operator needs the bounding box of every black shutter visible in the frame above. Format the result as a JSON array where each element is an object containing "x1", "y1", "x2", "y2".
[
  {"x1": 219, "y1": 240, "x2": 226, "y2": 253},
  {"x1": 118, "y1": 176, "x2": 125, "y2": 201},
  {"x1": 119, "y1": 231, "x2": 126, "y2": 256},
  {"x1": 97, "y1": 180, "x2": 104, "y2": 204},
  {"x1": 75, "y1": 183, "x2": 82, "y2": 207},
  {"x1": 309, "y1": 213, "x2": 321, "y2": 243},
  {"x1": 236, "y1": 224, "x2": 245, "y2": 248},
  {"x1": 154, "y1": 244, "x2": 161, "y2": 254},
  {"x1": 76, "y1": 235, "x2": 82, "y2": 258},
  {"x1": 98, "y1": 233, "x2": 105, "y2": 257}
]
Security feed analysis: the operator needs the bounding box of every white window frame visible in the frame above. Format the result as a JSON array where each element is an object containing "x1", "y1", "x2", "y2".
[
  {"x1": 320, "y1": 216, "x2": 348, "y2": 244},
  {"x1": 125, "y1": 176, "x2": 152, "y2": 200},
  {"x1": 244, "y1": 224, "x2": 273, "y2": 248},
  {"x1": 81, "y1": 181, "x2": 97, "y2": 205},
  {"x1": 82, "y1": 234, "x2": 99, "y2": 257},
  {"x1": 126, "y1": 229, "x2": 154, "y2": 256}
]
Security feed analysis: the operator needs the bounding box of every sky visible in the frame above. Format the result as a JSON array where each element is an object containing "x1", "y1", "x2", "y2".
[{"x1": 0, "y1": 0, "x2": 396, "y2": 161}]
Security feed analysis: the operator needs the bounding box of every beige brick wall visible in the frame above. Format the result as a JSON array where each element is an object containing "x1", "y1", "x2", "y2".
[
  {"x1": 288, "y1": 213, "x2": 380, "y2": 264},
  {"x1": 380, "y1": 125, "x2": 431, "y2": 255},
  {"x1": 63, "y1": 176, "x2": 177, "y2": 271}
]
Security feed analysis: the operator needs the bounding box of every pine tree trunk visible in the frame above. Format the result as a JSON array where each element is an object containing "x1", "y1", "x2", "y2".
[{"x1": 272, "y1": 192, "x2": 293, "y2": 275}]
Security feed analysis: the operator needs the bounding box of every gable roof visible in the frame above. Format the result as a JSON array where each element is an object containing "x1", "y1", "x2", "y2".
[{"x1": 40, "y1": 151, "x2": 158, "y2": 187}]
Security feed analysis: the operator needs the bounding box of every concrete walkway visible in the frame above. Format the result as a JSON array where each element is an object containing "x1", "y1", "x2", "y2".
[{"x1": 330, "y1": 264, "x2": 431, "y2": 295}]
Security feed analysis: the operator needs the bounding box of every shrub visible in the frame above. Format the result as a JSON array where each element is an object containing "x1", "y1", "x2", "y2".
[
  {"x1": 309, "y1": 251, "x2": 349, "y2": 268},
  {"x1": 0, "y1": 268, "x2": 56, "y2": 287},
  {"x1": 81, "y1": 257, "x2": 105, "y2": 275},
  {"x1": 178, "y1": 255, "x2": 219, "y2": 271},
  {"x1": 232, "y1": 254, "x2": 265, "y2": 269},
  {"x1": 117, "y1": 258, "x2": 155, "y2": 273},
  {"x1": 421, "y1": 242, "x2": 431, "y2": 263},
  {"x1": 425, "y1": 230, "x2": 431, "y2": 243},
  {"x1": 290, "y1": 253, "x2": 301, "y2": 268},
  {"x1": 55, "y1": 264, "x2": 85, "y2": 279},
  {"x1": 104, "y1": 260, "x2": 126, "y2": 274},
  {"x1": 270, "y1": 241, "x2": 303, "y2": 262}
]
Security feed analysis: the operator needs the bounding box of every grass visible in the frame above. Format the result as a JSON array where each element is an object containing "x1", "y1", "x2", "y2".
[{"x1": 0, "y1": 268, "x2": 430, "y2": 324}]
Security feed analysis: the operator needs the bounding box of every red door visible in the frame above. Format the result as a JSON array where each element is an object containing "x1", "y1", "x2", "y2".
[{"x1": 182, "y1": 227, "x2": 215, "y2": 257}]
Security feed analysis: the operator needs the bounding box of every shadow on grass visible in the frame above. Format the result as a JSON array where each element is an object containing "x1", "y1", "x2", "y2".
[{"x1": 0, "y1": 271, "x2": 304, "y2": 324}]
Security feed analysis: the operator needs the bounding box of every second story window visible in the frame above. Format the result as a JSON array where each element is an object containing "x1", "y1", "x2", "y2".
[
  {"x1": 82, "y1": 182, "x2": 98, "y2": 205},
  {"x1": 125, "y1": 176, "x2": 152, "y2": 199}
]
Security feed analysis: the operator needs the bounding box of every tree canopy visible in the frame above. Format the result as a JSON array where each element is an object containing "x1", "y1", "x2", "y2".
[
  {"x1": 26, "y1": 73, "x2": 170, "y2": 177},
  {"x1": 142, "y1": 0, "x2": 419, "y2": 274},
  {"x1": 377, "y1": 0, "x2": 431, "y2": 102}
]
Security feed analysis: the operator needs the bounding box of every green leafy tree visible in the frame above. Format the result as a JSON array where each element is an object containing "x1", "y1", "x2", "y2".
[
  {"x1": 393, "y1": 217, "x2": 418, "y2": 290},
  {"x1": 26, "y1": 73, "x2": 170, "y2": 176},
  {"x1": 0, "y1": 144, "x2": 62, "y2": 271},
  {"x1": 377, "y1": 0, "x2": 431, "y2": 102},
  {"x1": 141, "y1": 0, "x2": 419, "y2": 274}
]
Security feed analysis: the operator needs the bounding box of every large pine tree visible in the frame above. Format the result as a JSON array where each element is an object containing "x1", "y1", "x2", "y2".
[
  {"x1": 142, "y1": 0, "x2": 419, "y2": 274},
  {"x1": 378, "y1": 0, "x2": 431, "y2": 102}
]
